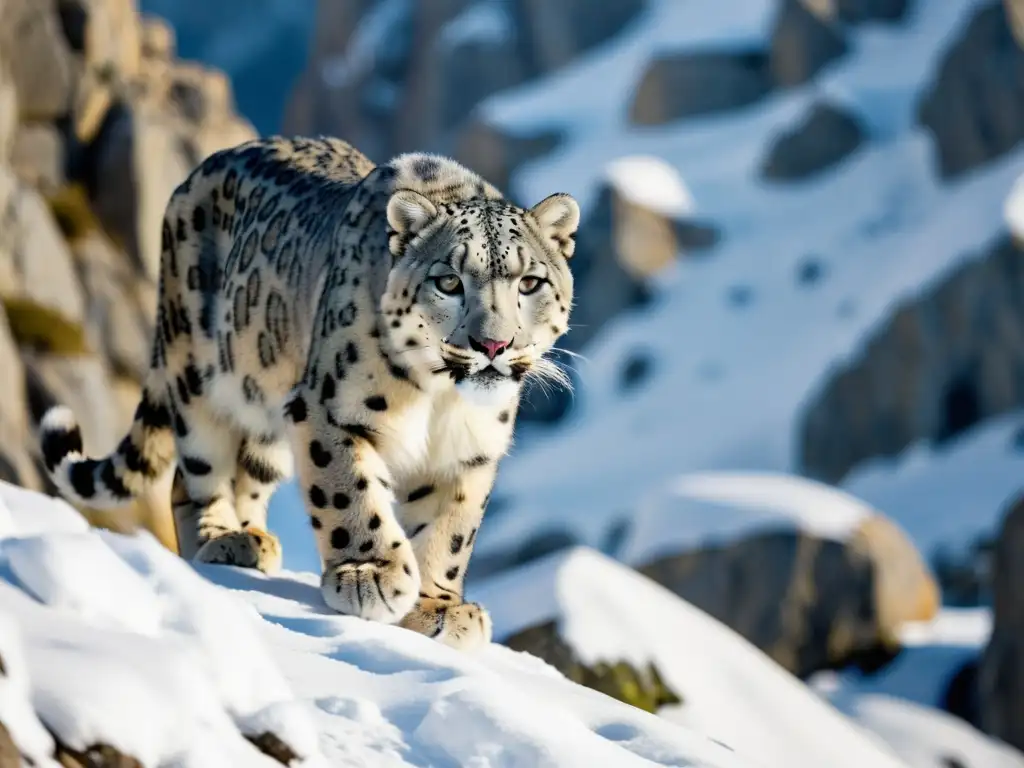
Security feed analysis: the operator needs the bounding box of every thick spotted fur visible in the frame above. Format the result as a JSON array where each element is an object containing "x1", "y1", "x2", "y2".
[{"x1": 38, "y1": 136, "x2": 579, "y2": 650}]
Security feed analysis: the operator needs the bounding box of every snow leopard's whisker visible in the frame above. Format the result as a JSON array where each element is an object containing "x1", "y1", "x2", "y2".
[{"x1": 549, "y1": 346, "x2": 587, "y2": 363}]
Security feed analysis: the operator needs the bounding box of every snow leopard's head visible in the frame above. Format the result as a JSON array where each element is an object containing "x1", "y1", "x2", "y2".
[{"x1": 382, "y1": 187, "x2": 579, "y2": 406}]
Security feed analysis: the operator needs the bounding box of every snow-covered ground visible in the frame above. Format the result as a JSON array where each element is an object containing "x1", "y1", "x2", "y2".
[
  {"x1": 810, "y1": 607, "x2": 1024, "y2": 768},
  {"x1": 4, "y1": 481, "x2": 1019, "y2": 767},
  {"x1": 843, "y1": 410, "x2": 1024, "y2": 558},
  {"x1": 815, "y1": 606, "x2": 990, "y2": 713}
]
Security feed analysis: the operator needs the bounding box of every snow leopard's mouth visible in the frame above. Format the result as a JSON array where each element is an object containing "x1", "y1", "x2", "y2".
[
  {"x1": 472, "y1": 367, "x2": 508, "y2": 385},
  {"x1": 435, "y1": 356, "x2": 529, "y2": 386}
]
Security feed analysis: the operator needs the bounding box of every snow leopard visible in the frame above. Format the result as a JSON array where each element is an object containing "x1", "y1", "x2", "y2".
[{"x1": 37, "y1": 136, "x2": 579, "y2": 649}]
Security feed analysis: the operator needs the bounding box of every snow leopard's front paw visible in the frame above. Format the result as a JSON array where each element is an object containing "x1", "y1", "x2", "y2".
[
  {"x1": 400, "y1": 597, "x2": 493, "y2": 651},
  {"x1": 320, "y1": 546, "x2": 420, "y2": 624},
  {"x1": 194, "y1": 529, "x2": 283, "y2": 574}
]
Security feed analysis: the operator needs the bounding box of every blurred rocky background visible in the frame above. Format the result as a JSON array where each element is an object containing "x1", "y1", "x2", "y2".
[
  {"x1": 4, "y1": 0, "x2": 1024, "y2": 761},
  {"x1": 0, "y1": 0, "x2": 256, "y2": 551}
]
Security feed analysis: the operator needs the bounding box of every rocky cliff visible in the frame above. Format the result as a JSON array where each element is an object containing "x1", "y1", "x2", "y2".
[
  {"x1": 799, "y1": 1, "x2": 1024, "y2": 484},
  {"x1": 0, "y1": 0, "x2": 255, "y2": 549}
]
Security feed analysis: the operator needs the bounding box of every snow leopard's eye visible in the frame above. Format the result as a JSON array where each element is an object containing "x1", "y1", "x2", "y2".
[
  {"x1": 518, "y1": 276, "x2": 545, "y2": 295},
  {"x1": 433, "y1": 275, "x2": 463, "y2": 296}
]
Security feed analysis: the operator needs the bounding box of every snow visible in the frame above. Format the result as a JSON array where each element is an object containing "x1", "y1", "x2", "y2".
[
  {"x1": 3, "y1": 481, "x2": 1015, "y2": 767},
  {"x1": 6, "y1": 533, "x2": 164, "y2": 636},
  {"x1": 0, "y1": 612, "x2": 57, "y2": 766},
  {"x1": 320, "y1": 0, "x2": 410, "y2": 89},
  {"x1": 482, "y1": 0, "x2": 775, "y2": 135},
  {"x1": 444, "y1": 0, "x2": 1024, "y2": 574},
  {"x1": 0, "y1": 481, "x2": 761, "y2": 767},
  {"x1": 604, "y1": 156, "x2": 696, "y2": 217},
  {"x1": 472, "y1": 547, "x2": 1021, "y2": 768},
  {"x1": 811, "y1": 606, "x2": 989, "y2": 714},
  {"x1": 619, "y1": 471, "x2": 872, "y2": 566},
  {"x1": 830, "y1": 693, "x2": 1024, "y2": 768},
  {"x1": 0, "y1": 483, "x2": 317, "y2": 767},
  {"x1": 842, "y1": 410, "x2": 1024, "y2": 560},
  {"x1": 474, "y1": 546, "x2": 912, "y2": 768},
  {"x1": 899, "y1": 607, "x2": 992, "y2": 649},
  {"x1": 812, "y1": 606, "x2": 1018, "y2": 768},
  {"x1": 1005, "y1": 171, "x2": 1024, "y2": 240},
  {"x1": 440, "y1": 1, "x2": 513, "y2": 50}
]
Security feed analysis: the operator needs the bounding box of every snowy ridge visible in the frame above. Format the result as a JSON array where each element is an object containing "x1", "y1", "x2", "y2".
[
  {"x1": 474, "y1": 547, "x2": 911, "y2": 768},
  {"x1": 618, "y1": 471, "x2": 872, "y2": 566},
  {"x1": 0, "y1": 480, "x2": 753, "y2": 767},
  {"x1": 0, "y1": 483, "x2": 1017, "y2": 766},
  {"x1": 0, "y1": 484, "x2": 319, "y2": 767}
]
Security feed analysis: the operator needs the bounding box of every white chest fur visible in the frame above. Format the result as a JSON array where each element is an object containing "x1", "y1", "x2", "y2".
[
  {"x1": 376, "y1": 386, "x2": 514, "y2": 483},
  {"x1": 428, "y1": 388, "x2": 513, "y2": 478}
]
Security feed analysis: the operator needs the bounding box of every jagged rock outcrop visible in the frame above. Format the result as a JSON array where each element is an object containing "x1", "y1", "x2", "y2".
[
  {"x1": 629, "y1": 50, "x2": 774, "y2": 127},
  {"x1": 831, "y1": 0, "x2": 910, "y2": 23},
  {"x1": 504, "y1": 621, "x2": 681, "y2": 713},
  {"x1": 918, "y1": 2, "x2": 1024, "y2": 179},
  {"x1": 639, "y1": 513, "x2": 937, "y2": 679},
  {"x1": 629, "y1": 0, "x2": 855, "y2": 127},
  {"x1": 519, "y1": 160, "x2": 719, "y2": 423},
  {"x1": 246, "y1": 732, "x2": 301, "y2": 765},
  {"x1": 761, "y1": 101, "x2": 866, "y2": 180},
  {"x1": 1008, "y1": 0, "x2": 1024, "y2": 46},
  {"x1": 799, "y1": 236, "x2": 1024, "y2": 485},
  {"x1": 285, "y1": 0, "x2": 645, "y2": 164},
  {"x1": 476, "y1": 504, "x2": 937, "y2": 681},
  {"x1": 771, "y1": 0, "x2": 848, "y2": 87},
  {"x1": 978, "y1": 493, "x2": 1024, "y2": 751},
  {"x1": 0, "y1": 0, "x2": 253, "y2": 551},
  {"x1": 54, "y1": 741, "x2": 144, "y2": 768},
  {"x1": 452, "y1": 120, "x2": 562, "y2": 202},
  {"x1": 135, "y1": 0, "x2": 315, "y2": 135}
]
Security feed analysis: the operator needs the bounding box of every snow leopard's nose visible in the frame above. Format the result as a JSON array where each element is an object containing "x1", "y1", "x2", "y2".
[{"x1": 469, "y1": 336, "x2": 511, "y2": 360}]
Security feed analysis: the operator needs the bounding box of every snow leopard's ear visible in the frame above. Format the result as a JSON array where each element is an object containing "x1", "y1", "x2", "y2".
[
  {"x1": 529, "y1": 193, "x2": 580, "y2": 259},
  {"x1": 387, "y1": 189, "x2": 438, "y2": 236}
]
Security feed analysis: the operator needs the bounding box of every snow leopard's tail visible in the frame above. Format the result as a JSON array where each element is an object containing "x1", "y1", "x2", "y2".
[{"x1": 39, "y1": 387, "x2": 176, "y2": 509}]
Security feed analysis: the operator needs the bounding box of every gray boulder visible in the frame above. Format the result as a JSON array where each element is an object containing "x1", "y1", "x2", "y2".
[
  {"x1": 640, "y1": 514, "x2": 937, "y2": 679},
  {"x1": 978, "y1": 493, "x2": 1024, "y2": 750},
  {"x1": 504, "y1": 621, "x2": 681, "y2": 713},
  {"x1": 0, "y1": 165, "x2": 85, "y2": 325},
  {"x1": 761, "y1": 102, "x2": 865, "y2": 181},
  {"x1": 10, "y1": 122, "x2": 65, "y2": 192},
  {"x1": 834, "y1": 0, "x2": 910, "y2": 23},
  {"x1": 86, "y1": 58, "x2": 255, "y2": 280},
  {"x1": 0, "y1": 307, "x2": 38, "y2": 490},
  {"x1": 799, "y1": 236, "x2": 1024, "y2": 484},
  {"x1": 0, "y1": 0, "x2": 76, "y2": 120},
  {"x1": 918, "y1": 3, "x2": 1024, "y2": 179},
  {"x1": 1008, "y1": 0, "x2": 1024, "y2": 47},
  {"x1": 286, "y1": 0, "x2": 645, "y2": 160},
  {"x1": 72, "y1": 231, "x2": 155, "y2": 382},
  {"x1": 629, "y1": 50, "x2": 772, "y2": 126},
  {"x1": 770, "y1": 0, "x2": 848, "y2": 87},
  {"x1": 454, "y1": 116, "x2": 562, "y2": 196}
]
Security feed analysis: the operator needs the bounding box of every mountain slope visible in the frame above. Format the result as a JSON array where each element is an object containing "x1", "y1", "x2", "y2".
[
  {"x1": 9, "y1": 478, "x2": 1015, "y2": 767},
  {"x1": 456, "y1": 0, "x2": 1024, "y2": 571},
  {"x1": 0, "y1": 480, "x2": 759, "y2": 767}
]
